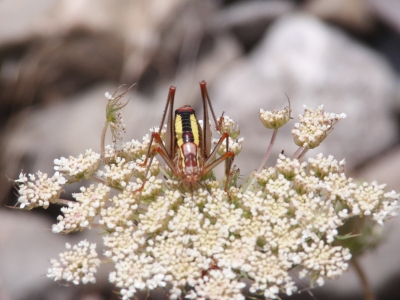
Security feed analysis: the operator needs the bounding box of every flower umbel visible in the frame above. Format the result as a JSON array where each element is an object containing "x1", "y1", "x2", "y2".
[
  {"x1": 259, "y1": 103, "x2": 291, "y2": 129},
  {"x1": 54, "y1": 149, "x2": 100, "y2": 183},
  {"x1": 292, "y1": 105, "x2": 346, "y2": 149},
  {"x1": 15, "y1": 171, "x2": 66, "y2": 209},
  {"x1": 14, "y1": 86, "x2": 398, "y2": 300},
  {"x1": 52, "y1": 183, "x2": 110, "y2": 234},
  {"x1": 47, "y1": 240, "x2": 100, "y2": 285}
]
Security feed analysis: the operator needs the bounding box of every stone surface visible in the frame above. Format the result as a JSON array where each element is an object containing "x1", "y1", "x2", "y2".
[
  {"x1": 304, "y1": 0, "x2": 374, "y2": 32},
  {"x1": 355, "y1": 145, "x2": 400, "y2": 192},
  {"x1": 214, "y1": 0, "x2": 295, "y2": 50}
]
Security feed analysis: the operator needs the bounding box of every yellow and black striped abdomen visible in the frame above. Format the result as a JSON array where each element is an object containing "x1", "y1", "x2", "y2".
[{"x1": 175, "y1": 106, "x2": 200, "y2": 148}]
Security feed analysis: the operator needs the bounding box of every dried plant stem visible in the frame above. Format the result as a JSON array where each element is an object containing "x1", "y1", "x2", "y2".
[
  {"x1": 244, "y1": 128, "x2": 278, "y2": 191},
  {"x1": 291, "y1": 146, "x2": 304, "y2": 160},
  {"x1": 297, "y1": 147, "x2": 309, "y2": 160},
  {"x1": 53, "y1": 199, "x2": 75, "y2": 206},
  {"x1": 351, "y1": 257, "x2": 374, "y2": 300},
  {"x1": 101, "y1": 122, "x2": 108, "y2": 164},
  {"x1": 257, "y1": 128, "x2": 278, "y2": 173}
]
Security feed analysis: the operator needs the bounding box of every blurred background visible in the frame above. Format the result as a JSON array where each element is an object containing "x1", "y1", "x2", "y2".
[{"x1": 1, "y1": 0, "x2": 400, "y2": 299}]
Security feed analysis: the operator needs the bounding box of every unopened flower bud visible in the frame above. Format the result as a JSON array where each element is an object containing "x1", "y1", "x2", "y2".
[
  {"x1": 218, "y1": 115, "x2": 240, "y2": 139},
  {"x1": 259, "y1": 104, "x2": 291, "y2": 129}
]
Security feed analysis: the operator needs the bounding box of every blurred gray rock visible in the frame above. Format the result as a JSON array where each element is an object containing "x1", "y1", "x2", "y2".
[
  {"x1": 215, "y1": 0, "x2": 294, "y2": 29},
  {"x1": 214, "y1": 0, "x2": 295, "y2": 49},
  {"x1": 0, "y1": 0, "x2": 55, "y2": 45},
  {"x1": 304, "y1": 0, "x2": 374, "y2": 32},
  {"x1": 210, "y1": 12, "x2": 399, "y2": 176},
  {"x1": 368, "y1": 0, "x2": 400, "y2": 34},
  {"x1": 355, "y1": 145, "x2": 400, "y2": 191},
  {"x1": 0, "y1": 210, "x2": 106, "y2": 300},
  {"x1": 0, "y1": 0, "x2": 198, "y2": 104}
]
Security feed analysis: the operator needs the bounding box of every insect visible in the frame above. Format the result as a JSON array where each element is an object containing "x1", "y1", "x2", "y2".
[{"x1": 139, "y1": 80, "x2": 235, "y2": 190}]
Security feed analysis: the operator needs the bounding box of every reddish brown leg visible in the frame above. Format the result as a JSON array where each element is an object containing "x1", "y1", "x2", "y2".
[
  {"x1": 140, "y1": 132, "x2": 176, "y2": 179},
  {"x1": 202, "y1": 132, "x2": 235, "y2": 191}
]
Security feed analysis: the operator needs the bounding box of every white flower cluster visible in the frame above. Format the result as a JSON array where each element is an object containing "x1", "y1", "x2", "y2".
[
  {"x1": 212, "y1": 115, "x2": 244, "y2": 156},
  {"x1": 186, "y1": 269, "x2": 246, "y2": 300},
  {"x1": 47, "y1": 240, "x2": 100, "y2": 284},
  {"x1": 214, "y1": 136, "x2": 244, "y2": 156},
  {"x1": 292, "y1": 105, "x2": 346, "y2": 149},
  {"x1": 52, "y1": 184, "x2": 110, "y2": 233},
  {"x1": 103, "y1": 133, "x2": 151, "y2": 163},
  {"x1": 54, "y1": 149, "x2": 100, "y2": 182},
  {"x1": 15, "y1": 171, "x2": 66, "y2": 209},
  {"x1": 102, "y1": 136, "x2": 160, "y2": 182},
  {"x1": 96, "y1": 157, "x2": 136, "y2": 189},
  {"x1": 29, "y1": 157, "x2": 399, "y2": 299},
  {"x1": 15, "y1": 99, "x2": 399, "y2": 300},
  {"x1": 298, "y1": 241, "x2": 351, "y2": 286},
  {"x1": 99, "y1": 182, "x2": 140, "y2": 230},
  {"x1": 97, "y1": 149, "x2": 398, "y2": 300}
]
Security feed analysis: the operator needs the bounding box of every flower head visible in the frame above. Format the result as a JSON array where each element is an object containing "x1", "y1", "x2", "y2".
[
  {"x1": 52, "y1": 184, "x2": 110, "y2": 233},
  {"x1": 54, "y1": 149, "x2": 100, "y2": 182},
  {"x1": 218, "y1": 115, "x2": 241, "y2": 138},
  {"x1": 15, "y1": 171, "x2": 66, "y2": 209},
  {"x1": 292, "y1": 105, "x2": 346, "y2": 149},
  {"x1": 13, "y1": 89, "x2": 398, "y2": 300},
  {"x1": 259, "y1": 102, "x2": 291, "y2": 129},
  {"x1": 47, "y1": 240, "x2": 100, "y2": 284}
]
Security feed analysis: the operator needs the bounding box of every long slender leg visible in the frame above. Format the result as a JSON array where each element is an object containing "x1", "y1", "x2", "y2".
[
  {"x1": 138, "y1": 86, "x2": 177, "y2": 193},
  {"x1": 202, "y1": 132, "x2": 235, "y2": 191},
  {"x1": 199, "y1": 81, "x2": 220, "y2": 159},
  {"x1": 137, "y1": 133, "x2": 179, "y2": 192},
  {"x1": 199, "y1": 82, "x2": 236, "y2": 190},
  {"x1": 140, "y1": 86, "x2": 176, "y2": 167},
  {"x1": 203, "y1": 151, "x2": 234, "y2": 175},
  {"x1": 142, "y1": 133, "x2": 177, "y2": 179},
  {"x1": 223, "y1": 133, "x2": 234, "y2": 191},
  {"x1": 164, "y1": 86, "x2": 176, "y2": 157}
]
